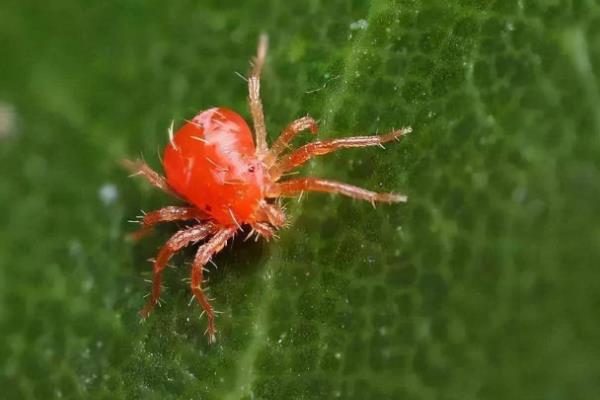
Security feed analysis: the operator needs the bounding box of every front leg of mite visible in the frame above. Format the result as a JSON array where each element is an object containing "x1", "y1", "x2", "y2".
[
  {"x1": 262, "y1": 116, "x2": 318, "y2": 166},
  {"x1": 248, "y1": 34, "x2": 269, "y2": 156},
  {"x1": 268, "y1": 127, "x2": 412, "y2": 180},
  {"x1": 268, "y1": 177, "x2": 407, "y2": 205},
  {"x1": 190, "y1": 227, "x2": 237, "y2": 343}
]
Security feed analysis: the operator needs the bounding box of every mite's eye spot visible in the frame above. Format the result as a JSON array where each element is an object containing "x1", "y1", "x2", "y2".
[{"x1": 248, "y1": 166, "x2": 256, "y2": 173}]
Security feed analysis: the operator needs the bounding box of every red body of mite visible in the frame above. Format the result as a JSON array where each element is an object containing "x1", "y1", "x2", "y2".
[
  {"x1": 163, "y1": 108, "x2": 265, "y2": 225},
  {"x1": 126, "y1": 35, "x2": 411, "y2": 343}
]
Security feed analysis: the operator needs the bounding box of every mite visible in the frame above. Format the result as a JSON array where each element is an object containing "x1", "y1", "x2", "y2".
[{"x1": 125, "y1": 35, "x2": 411, "y2": 343}]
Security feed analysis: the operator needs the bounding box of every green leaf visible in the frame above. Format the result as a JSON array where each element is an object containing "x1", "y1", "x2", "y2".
[{"x1": 1, "y1": 0, "x2": 600, "y2": 399}]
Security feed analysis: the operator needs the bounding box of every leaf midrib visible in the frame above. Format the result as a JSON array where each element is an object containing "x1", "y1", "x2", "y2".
[{"x1": 222, "y1": 3, "x2": 381, "y2": 398}]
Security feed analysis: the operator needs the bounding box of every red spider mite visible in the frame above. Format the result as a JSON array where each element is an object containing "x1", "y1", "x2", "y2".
[{"x1": 125, "y1": 34, "x2": 412, "y2": 343}]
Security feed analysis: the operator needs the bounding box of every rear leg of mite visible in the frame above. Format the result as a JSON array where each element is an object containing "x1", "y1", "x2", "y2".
[
  {"x1": 189, "y1": 227, "x2": 237, "y2": 343},
  {"x1": 131, "y1": 206, "x2": 207, "y2": 240},
  {"x1": 122, "y1": 159, "x2": 181, "y2": 199},
  {"x1": 139, "y1": 224, "x2": 214, "y2": 319}
]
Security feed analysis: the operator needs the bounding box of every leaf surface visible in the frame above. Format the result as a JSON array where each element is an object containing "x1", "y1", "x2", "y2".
[{"x1": 1, "y1": 0, "x2": 599, "y2": 399}]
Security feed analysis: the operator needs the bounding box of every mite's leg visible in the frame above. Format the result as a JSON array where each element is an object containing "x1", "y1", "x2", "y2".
[
  {"x1": 248, "y1": 222, "x2": 277, "y2": 241},
  {"x1": 131, "y1": 206, "x2": 207, "y2": 240},
  {"x1": 268, "y1": 178, "x2": 407, "y2": 204},
  {"x1": 190, "y1": 227, "x2": 237, "y2": 343},
  {"x1": 139, "y1": 224, "x2": 215, "y2": 319},
  {"x1": 269, "y1": 127, "x2": 412, "y2": 180},
  {"x1": 262, "y1": 116, "x2": 318, "y2": 166},
  {"x1": 122, "y1": 159, "x2": 181, "y2": 199},
  {"x1": 253, "y1": 200, "x2": 286, "y2": 228},
  {"x1": 248, "y1": 34, "x2": 269, "y2": 156}
]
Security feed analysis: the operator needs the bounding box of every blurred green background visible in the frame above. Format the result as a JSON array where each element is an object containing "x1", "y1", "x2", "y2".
[{"x1": 1, "y1": 0, "x2": 600, "y2": 399}]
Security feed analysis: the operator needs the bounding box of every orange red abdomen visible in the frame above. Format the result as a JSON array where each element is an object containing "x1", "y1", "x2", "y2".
[{"x1": 163, "y1": 108, "x2": 265, "y2": 225}]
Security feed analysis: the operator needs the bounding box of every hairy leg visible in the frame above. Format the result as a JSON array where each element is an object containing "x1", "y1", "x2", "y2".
[
  {"x1": 248, "y1": 34, "x2": 269, "y2": 156},
  {"x1": 262, "y1": 116, "x2": 318, "y2": 166},
  {"x1": 268, "y1": 177, "x2": 407, "y2": 204},
  {"x1": 249, "y1": 222, "x2": 277, "y2": 241},
  {"x1": 122, "y1": 159, "x2": 181, "y2": 198},
  {"x1": 253, "y1": 200, "x2": 286, "y2": 228},
  {"x1": 131, "y1": 206, "x2": 207, "y2": 240},
  {"x1": 139, "y1": 224, "x2": 215, "y2": 319},
  {"x1": 190, "y1": 227, "x2": 237, "y2": 343},
  {"x1": 269, "y1": 127, "x2": 412, "y2": 179}
]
